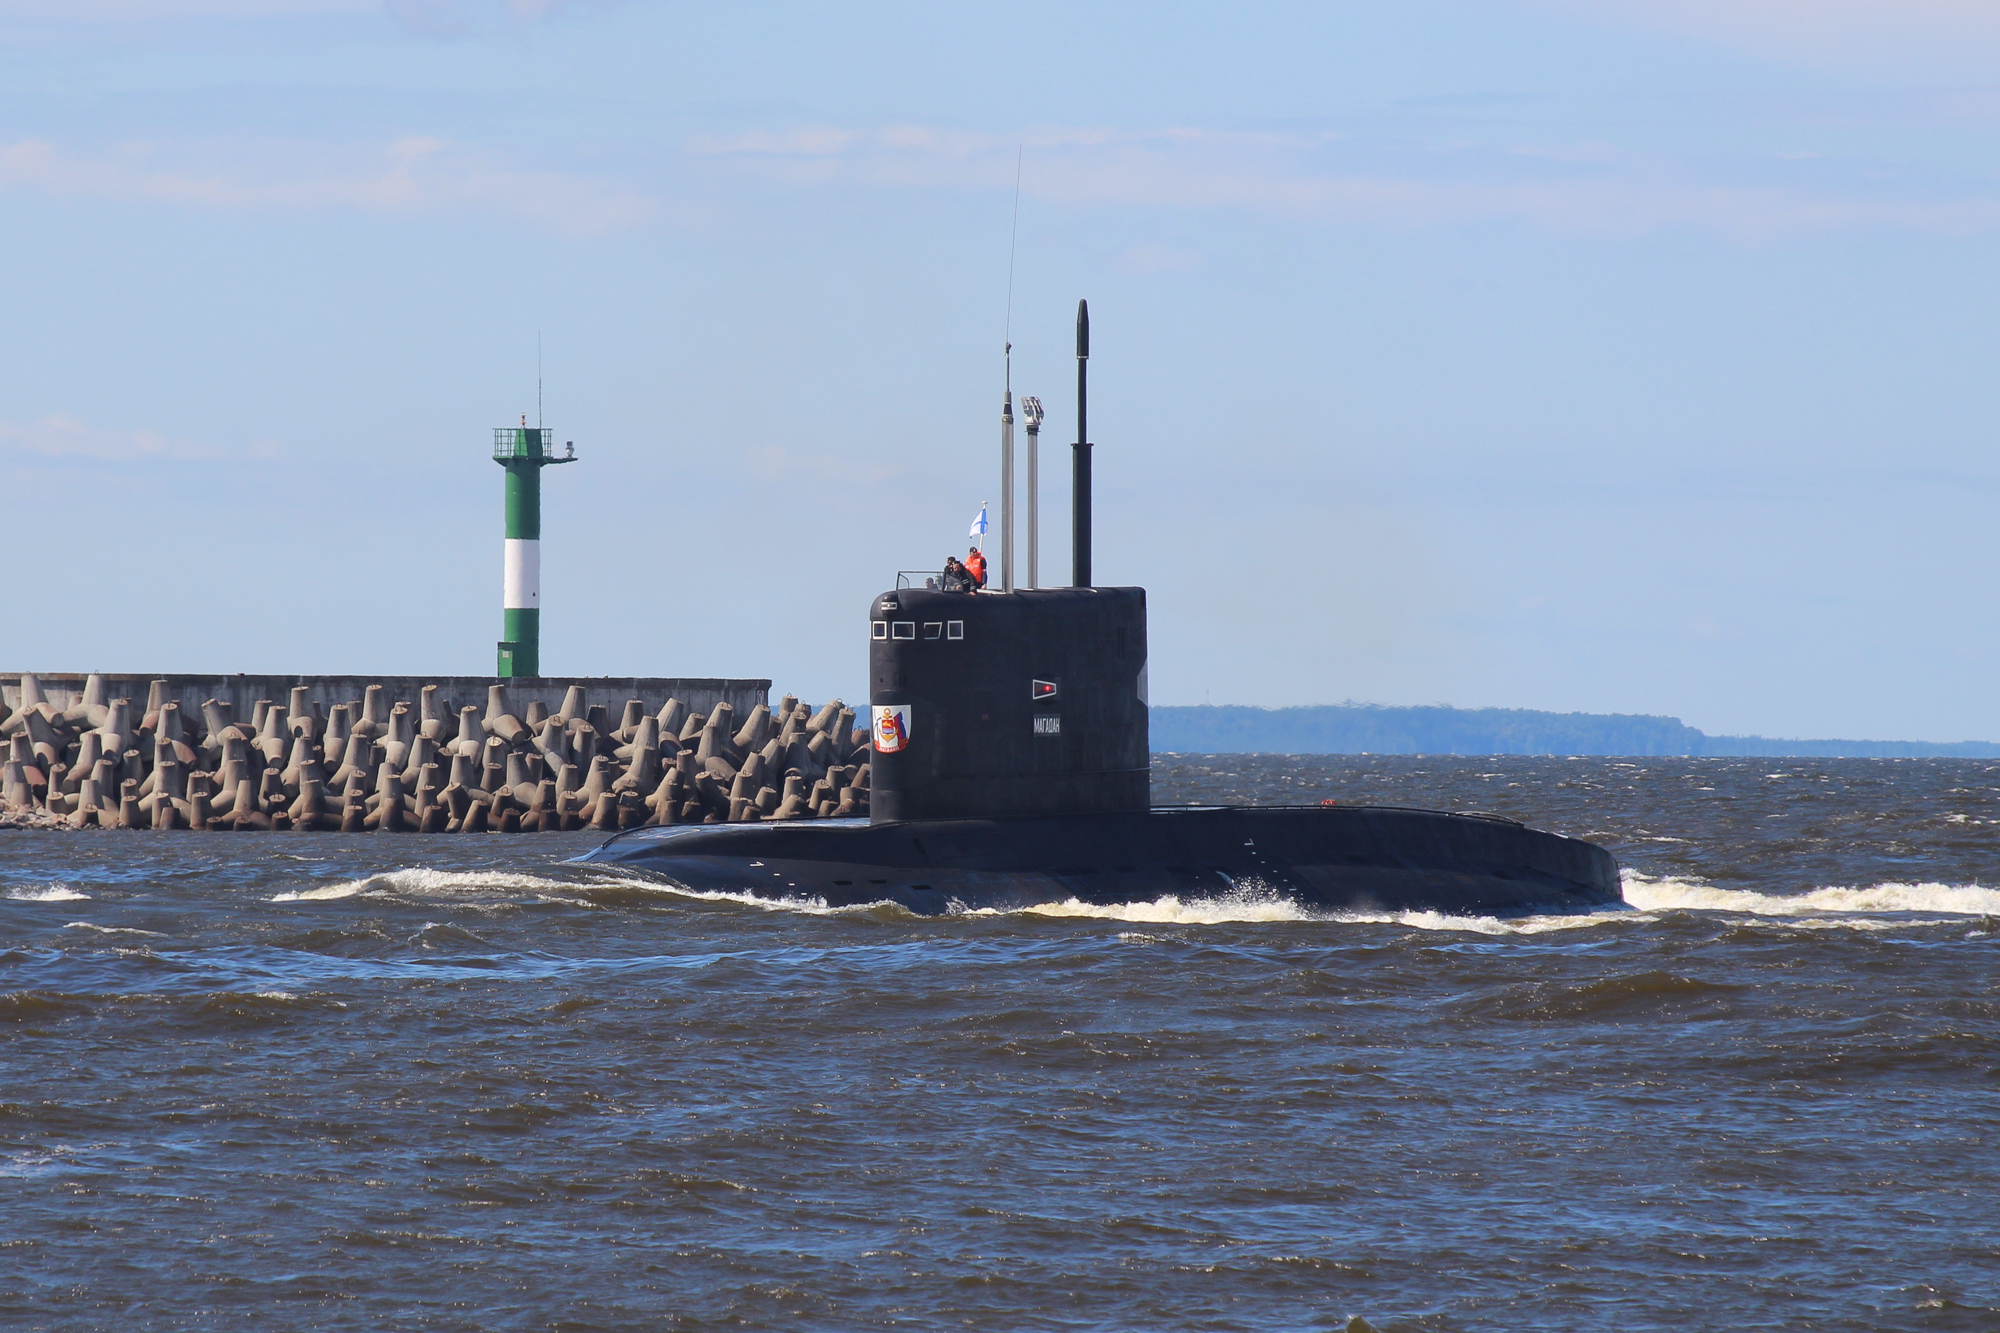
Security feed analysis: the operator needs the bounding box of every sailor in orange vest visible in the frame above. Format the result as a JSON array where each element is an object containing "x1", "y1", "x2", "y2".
[{"x1": 965, "y1": 546, "x2": 987, "y2": 589}]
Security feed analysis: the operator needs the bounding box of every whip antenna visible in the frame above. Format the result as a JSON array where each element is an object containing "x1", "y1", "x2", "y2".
[
  {"x1": 999, "y1": 146, "x2": 1023, "y2": 592},
  {"x1": 1004, "y1": 144, "x2": 1022, "y2": 353}
]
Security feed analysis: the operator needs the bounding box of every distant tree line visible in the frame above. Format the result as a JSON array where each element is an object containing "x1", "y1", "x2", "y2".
[{"x1": 1147, "y1": 704, "x2": 2000, "y2": 758}]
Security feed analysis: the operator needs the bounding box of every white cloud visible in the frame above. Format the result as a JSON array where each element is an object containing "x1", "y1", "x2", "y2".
[
  {"x1": 3, "y1": 118, "x2": 1991, "y2": 243},
  {"x1": 692, "y1": 123, "x2": 2000, "y2": 239},
  {"x1": 0, "y1": 136, "x2": 647, "y2": 233},
  {"x1": 0, "y1": 0, "x2": 616, "y2": 30},
  {"x1": 0, "y1": 1, "x2": 366, "y2": 15},
  {"x1": 0, "y1": 414, "x2": 227, "y2": 461}
]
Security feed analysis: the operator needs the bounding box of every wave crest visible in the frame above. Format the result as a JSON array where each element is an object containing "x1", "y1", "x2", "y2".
[
  {"x1": 1623, "y1": 872, "x2": 2000, "y2": 917},
  {"x1": 6, "y1": 883, "x2": 88, "y2": 902},
  {"x1": 270, "y1": 867, "x2": 637, "y2": 903},
  {"x1": 979, "y1": 889, "x2": 1316, "y2": 925},
  {"x1": 268, "y1": 867, "x2": 892, "y2": 917}
]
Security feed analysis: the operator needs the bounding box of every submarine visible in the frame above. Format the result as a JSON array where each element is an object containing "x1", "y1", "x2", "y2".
[{"x1": 582, "y1": 303, "x2": 1624, "y2": 916}]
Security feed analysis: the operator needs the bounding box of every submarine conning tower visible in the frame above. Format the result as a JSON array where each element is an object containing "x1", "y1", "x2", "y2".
[
  {"x1": 868, "y1": 296, "x2": 1146, "y2": 824},
  {"x1": 867, "y1": 586, "x2": 1149, "y2": 822}
]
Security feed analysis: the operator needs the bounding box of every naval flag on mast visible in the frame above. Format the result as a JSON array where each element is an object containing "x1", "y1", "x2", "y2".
[{"x1": 969, "y1": 502, "x2": 989, "y2": 542}]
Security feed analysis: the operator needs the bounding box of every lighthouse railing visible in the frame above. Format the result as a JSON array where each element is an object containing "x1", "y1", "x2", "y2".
[{"x1": 492, "y1": 428, "x2": 554, "y2": 462}]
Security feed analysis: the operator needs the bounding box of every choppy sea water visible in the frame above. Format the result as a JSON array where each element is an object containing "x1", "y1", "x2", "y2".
[{"x1": 3, "y1": 755, "x2": 1998, "y2": 1332}]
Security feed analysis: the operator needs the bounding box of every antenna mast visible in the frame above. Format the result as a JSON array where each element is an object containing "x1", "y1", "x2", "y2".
[{"x1": 1073, "y1": 298, "x2": 1090, "y2": 588}]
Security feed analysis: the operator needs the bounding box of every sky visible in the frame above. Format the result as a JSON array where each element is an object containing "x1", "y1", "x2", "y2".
[{"x1": 3, "y1": 0, "x2": 1999, "y2": 741}]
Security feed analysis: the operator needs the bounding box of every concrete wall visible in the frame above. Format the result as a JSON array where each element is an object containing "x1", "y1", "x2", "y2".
[{"x1": 2, "y1": 675, "x2": 769, "y2": 720}]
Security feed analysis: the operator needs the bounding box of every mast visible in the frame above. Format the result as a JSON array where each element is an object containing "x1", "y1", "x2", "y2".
[
  {"x1": 1021, "y1": 395, "x2": 1043, "y2": 587},
  {"x1": 1072, "y1": 299, "x2": 1090, "y2": 588},
  {"x1": 1001, "y1": 345, "x2": 1015, "y2": 592}
]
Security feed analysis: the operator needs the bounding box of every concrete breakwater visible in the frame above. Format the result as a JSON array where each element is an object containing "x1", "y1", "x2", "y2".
[{"x1": 1, "y1": 673, "x2": 872, "y2": 832}]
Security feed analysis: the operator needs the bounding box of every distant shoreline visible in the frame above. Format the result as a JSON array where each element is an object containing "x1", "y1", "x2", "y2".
[{"x1": 1149, "y1": 704, "x2": 2000, "y2": 759}]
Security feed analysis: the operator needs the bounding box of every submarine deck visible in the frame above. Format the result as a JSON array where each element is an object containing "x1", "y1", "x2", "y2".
[{"x1": 578, "y1": 803, "x2": 1624, "y2": 917}]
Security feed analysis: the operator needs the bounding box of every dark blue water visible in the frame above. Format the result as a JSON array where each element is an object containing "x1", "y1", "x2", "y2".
[{"x1": 4, "y1": 756, "x2": 1999, "y2": 1331}]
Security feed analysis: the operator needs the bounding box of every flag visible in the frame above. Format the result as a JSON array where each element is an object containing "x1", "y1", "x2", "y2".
[{"x1": 969, "y1": 502, "x2": 989, "y2": 540}]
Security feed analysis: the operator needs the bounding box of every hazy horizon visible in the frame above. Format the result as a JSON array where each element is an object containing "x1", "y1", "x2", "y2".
[{"x1": 1149, "y1": 699, "x2": 2000, "y2": 747}]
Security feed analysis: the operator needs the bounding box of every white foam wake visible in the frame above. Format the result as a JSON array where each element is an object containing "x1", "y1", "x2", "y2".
[
  {"x1": 635, "y1": 885, "x2": 872, "y2": 915},
  {"x1": 1622, "y1": 871, "x2": 2000, "y2": 917},
  {"x1": 1327, "y1": 908, "x2": 1630, "y2": 936},
  {"x1": 984, "y1": 892, "x2": 1317, "y2": 925},
  {"x1": 270, "y1": 867, "x2": 1620, "y2": 931},
  {"x1": 6, "y1": 882, "x2": 88, "y2": 902},
  {"x1": 960, "y1": 891, "x2": 1620, "y2": 932},
  {"x1": 261, "y1": 862, "x2": 1999, "y2": 931},
  {"x1": 269, "y1": 866, "x2": 874, "y2": 915},
  {"x1": 270, "y1": 867, "x2": 616, "y2": 902}
]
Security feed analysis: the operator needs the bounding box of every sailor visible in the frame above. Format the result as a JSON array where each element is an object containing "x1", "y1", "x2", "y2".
[
  {"x1": 940, "y1": 557, "x2": 974, "y2": 593},
  {"x1": 965, "y1": 546, "x2": 987, "y2": 589}
]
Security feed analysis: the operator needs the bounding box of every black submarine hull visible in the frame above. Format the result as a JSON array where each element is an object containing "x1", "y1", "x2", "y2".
[{"x1": 579, "y1": 805, "x2": 1624, "y2": 916}]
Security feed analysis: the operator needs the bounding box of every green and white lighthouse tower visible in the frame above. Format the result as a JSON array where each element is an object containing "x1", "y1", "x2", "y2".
[{"x1": 492, "y1": 418, "x2": 577, "y2": 678}]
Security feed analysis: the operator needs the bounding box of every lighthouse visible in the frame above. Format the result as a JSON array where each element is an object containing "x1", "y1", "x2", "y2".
[{"x1": 491, "y1": 416, "x2": 577, "y2": 678}]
